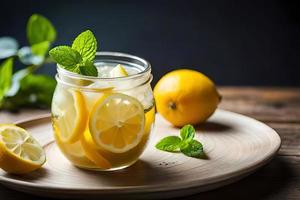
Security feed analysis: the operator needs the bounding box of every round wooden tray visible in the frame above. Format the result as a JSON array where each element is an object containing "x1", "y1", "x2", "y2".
[{"x1": 0, "y1": 110, "x2": 281, "y2": 199}]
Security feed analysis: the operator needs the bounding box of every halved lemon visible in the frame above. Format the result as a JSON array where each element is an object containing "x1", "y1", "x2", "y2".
[
  {"x1": 0, "y1": 124, "x2": 46, "y2": 174},
  {"x1": 89, "y1": 93, "x2": 145, "y2": 153},
  {"x1": 52, "y1": 87, "x2": 88, "y2": 143}
]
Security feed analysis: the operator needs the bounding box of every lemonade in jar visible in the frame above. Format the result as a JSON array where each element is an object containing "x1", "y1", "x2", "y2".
[{"x1": 51, "y1": 52, "x2": 155, "y2": 171}]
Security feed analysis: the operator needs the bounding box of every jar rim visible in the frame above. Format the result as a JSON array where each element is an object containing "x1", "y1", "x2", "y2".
[{"x1": 57, "y1": 51, "x2": 151, "y2": 82}]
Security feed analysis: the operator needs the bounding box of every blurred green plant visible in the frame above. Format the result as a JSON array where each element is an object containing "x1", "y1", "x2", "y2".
[{"x1": 0, "y1": 14, "x2": 57, "y2": 111}]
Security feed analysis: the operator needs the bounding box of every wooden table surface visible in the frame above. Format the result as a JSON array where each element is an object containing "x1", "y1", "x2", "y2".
[{"x1": 0, "y1": 87, "x2": 299, "y2": 200}]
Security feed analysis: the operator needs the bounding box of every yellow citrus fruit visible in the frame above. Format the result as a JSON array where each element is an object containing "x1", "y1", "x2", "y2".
[
  {"x1": 52, "y1": 88, "x2": 88, "y2": 143},
  {"x1": 89, "y1": 93, "x2": 145, "y2": 153},
  {"x1": 0, "y1": 124, "x2": 46, "y2": 174},
  {"x1": 154, "y1": 69, "x2": 220, "y2": 127}
]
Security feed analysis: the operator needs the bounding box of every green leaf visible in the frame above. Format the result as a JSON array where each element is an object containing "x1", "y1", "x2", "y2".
[
  {"x1": 0, "y1": 37, "x2": 19, "y2": 59},
  {"x1": 155, "y1": 136, "x2": 182, "y2": 152},
  {"x1": 18, "y1": 46, "x2": 44, "y2": 65},
  {"x1": 31, "y1": 41, "x2": 50, "y2": 56},
  {"x1": 180, "y1": 140, "x2": 204, "y2": 158},
  {"x1": 27, "y1": 14, "x2": 56, "y2": 45},
  {"x1": 66, "y1": 61, "x2": 98, "y2": 76},
  {"x1": 0, "y1": 58, "x2": 13, "y2": 104},
  {"x1": 180, "y1": 124, "x2": 195, "y2": 143},
  {"x1": 72, "y1": 30, "x2": 97, "y2": 62},
  {"x1": 49, "y1": 46, "x2": 82, "y2": 67},
  {"x1": 78, "y1": 60, "x2": 98, "y2": 76}
]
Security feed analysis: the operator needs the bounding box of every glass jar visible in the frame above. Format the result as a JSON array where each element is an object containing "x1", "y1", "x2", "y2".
[{"x1": 51, "y1": 52, "x2": 155, "y2": 171}]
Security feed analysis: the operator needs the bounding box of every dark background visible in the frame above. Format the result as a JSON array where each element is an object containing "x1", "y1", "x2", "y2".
[{"x1": 0, "y1": 0, "x2": 299, "y2": 86}]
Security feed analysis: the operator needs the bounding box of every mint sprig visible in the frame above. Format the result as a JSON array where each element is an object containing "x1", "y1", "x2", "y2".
[
  {"x1": 49, "y1": 30, "x2": 98, "y2": 76},
  {"x1": 155, "y1": 125, "x2": 204, "y2": 158},
  {"x1": 50, "y1": 46, "x2": 82, "y2": 67}
]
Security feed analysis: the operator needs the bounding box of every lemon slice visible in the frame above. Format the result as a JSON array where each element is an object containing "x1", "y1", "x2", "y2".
[
  {"x1": 52, "y1": 87, "x2": 88, "y2": 143},
  {"x1": 0, "y1": 124, "x2": 46, "y2": 174},
  {"x1": 109, "y1": 64, "x2": 128, "y2": 77},
  {"x1": 80, "y1": 131, "x2": 112, "y2": 169},
  {"x1": 89, "y1": 93, "x2": 145, "y2": 153}
]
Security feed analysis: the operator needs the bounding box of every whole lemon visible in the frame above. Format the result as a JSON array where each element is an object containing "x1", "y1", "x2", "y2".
[{"x1": 154, "y1": 69, "x2": 221, "y2": 127}]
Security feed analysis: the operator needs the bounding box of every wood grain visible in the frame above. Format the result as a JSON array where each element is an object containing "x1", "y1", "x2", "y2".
[
  {"x1": 219, "y1": 87, "x2": 300, "y2": 123},
  {"x1": 266, "y1": 123, "x2": 300, "y2": 156},
  {"x1": 0, "y1": 87, "x2": 299, "y2": 200},
  {"x1": 0, "y1": 109, "x2": 48, "y2": 124},
  {"x1": 0, "y1": 110, "x2": 280, "y2": 199}
]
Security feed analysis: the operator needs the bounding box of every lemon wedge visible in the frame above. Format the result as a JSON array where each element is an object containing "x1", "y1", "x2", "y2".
[
  {"x1": 89, "y1": 93, "x2": 145, "y2": 153},
  {"x1": 52, "y1": 88, "x2": 88, "y2": 143},
  {"x1": 0, "y1": 124, "x2": 46, "y2": 174},
  {"x1": 109, "y1": 64, "x2": 128, "y2": 77}
]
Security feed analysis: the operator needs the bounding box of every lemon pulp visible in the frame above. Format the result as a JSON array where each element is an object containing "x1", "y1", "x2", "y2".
[{"x1": 89, "y1": 93, "x2": 145, "y2": 153}]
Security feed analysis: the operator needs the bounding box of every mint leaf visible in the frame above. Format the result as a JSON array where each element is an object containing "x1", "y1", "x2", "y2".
[
  {"x1": 0, "y1": 37, "x2": 19, "y2": 59},
  {"x1": 49, "y1": 46, "x2": 82, "y2": 67},
  {"x1": 63, "y1": 60, "x2": 97, "y2": 77},
  {"x1": 27, "y1": 14, "x2": 56, "y2": 45},
  {"x1": 72, "y1": 30, "x2": 97, "y2": 62},
  {"x1": 32, "y1": 41, "x2": 50, "y2": 56},
  {"x1": 180, "y1": 140, "x2": 204, "y2": 158},
  {"x1": 0, "y1": 58, "x2": 13, "y2": 104},
  {"x1": 78, "y1": 60, "x2": 98, "y2": 76},
  {"x1": 155, "y1": 136, "x2": 181, "y2": 152},
  {"x1": 180, "y1": 124, "x2": 195, "y2": 143}
]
